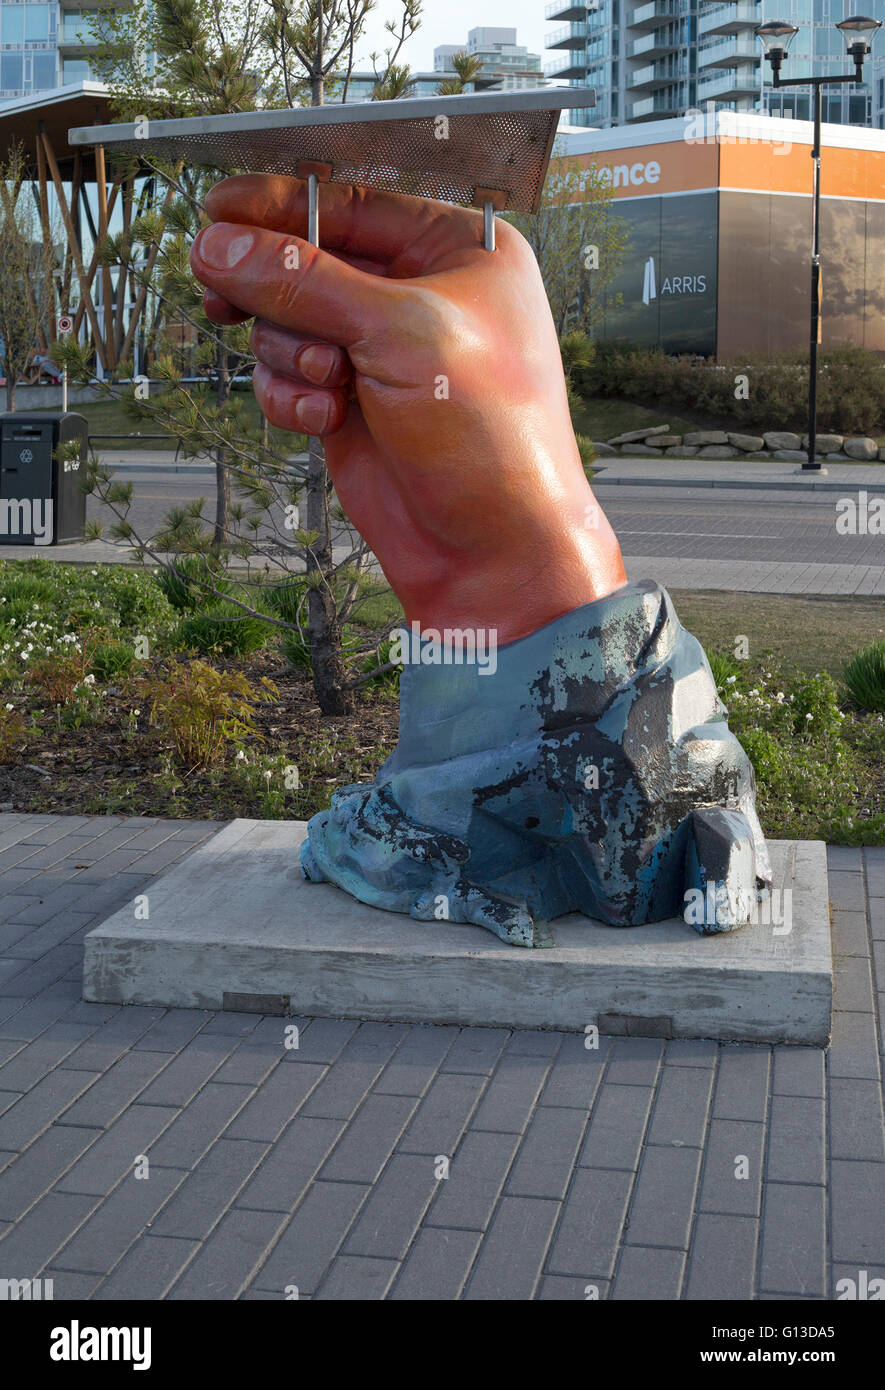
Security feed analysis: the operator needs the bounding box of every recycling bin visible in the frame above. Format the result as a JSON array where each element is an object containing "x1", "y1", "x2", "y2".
[{"x1": 0, "y1": 412, "x2": 88, "y2": 545}]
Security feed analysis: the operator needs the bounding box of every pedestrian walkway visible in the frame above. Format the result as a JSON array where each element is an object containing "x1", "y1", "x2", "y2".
[
  {"x1": 624, "y1": 554, "x2": 885, "y2": 597},
  {"x1": 597, "y1": 456, "x2": 885, "y2": 492},
  {"x1": 0, "y1": 813, "x2": 882, "y2": 1300}
]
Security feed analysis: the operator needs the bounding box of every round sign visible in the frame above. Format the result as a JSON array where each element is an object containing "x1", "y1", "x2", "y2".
[{"x1": 57, "y1": 315, "x2": 73, "y2": 334}]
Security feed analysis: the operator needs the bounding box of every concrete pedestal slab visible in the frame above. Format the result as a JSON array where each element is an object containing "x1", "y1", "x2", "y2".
[{"x1": 82, "y1": 819, "x2": 832, "y2": 1044}]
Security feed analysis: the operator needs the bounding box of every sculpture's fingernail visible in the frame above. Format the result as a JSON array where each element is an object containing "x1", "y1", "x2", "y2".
[
  {"x1": 197, "y1": 224, "x2": 256, "y2": 271},
  {"x1": 298, "y1": 344, "x2": 338, "y2": 385},
  {"x1": 296, "y1": 395, "x2": 332, "y2": 435}
]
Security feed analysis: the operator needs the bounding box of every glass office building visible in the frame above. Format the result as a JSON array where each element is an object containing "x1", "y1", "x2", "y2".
[{"x1": 545, "y1": 0, "x2": 885, "y2": 129}]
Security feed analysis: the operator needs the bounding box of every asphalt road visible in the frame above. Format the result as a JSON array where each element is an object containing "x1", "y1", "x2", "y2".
[{"x1": 93, "y1": 474, "x2": 885, "y2": 568}]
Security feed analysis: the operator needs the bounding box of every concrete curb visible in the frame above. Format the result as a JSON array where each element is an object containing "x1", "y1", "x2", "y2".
[{"x1": 593, "y1": 469, "x2": 885, "y2": 493}]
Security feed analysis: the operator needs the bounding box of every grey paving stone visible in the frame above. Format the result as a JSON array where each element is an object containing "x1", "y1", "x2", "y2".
[
  {"x1": 199, "y1": 1011, "x2": 262, "y2": 1039},
  {"x1": 397, "y1": 1071, "x2": 486, "y2": 1156},
  {"x1": 0, "y1": 1126, "x2": 101, "y2": 1222},
  {"x1": 373, "y1": 1024, "x2": 457, "y2": 1096},
  {"x1": 233, "y1": 1016, "x2": 300, "y2": 1051},
  {"x1": 151, "y1": 1138, "x2": 269, "y2": 1238},
  {"x1": 58, "y1": 1006, "x2": 166, "y2": 1071},
  {"x1": 147, "y1": 1084, "x2": 254, "y2": 1168},
  {"x1": 135, "y1": 1036, "x2": 237, "y2": 1107},
  {"x1": 663, "y1": 1039, "x2": 718, "y2": 1068},
  {"x1": 698, "y1": 1119, "x2": 765, "y2": 1217},
  {"x1": 0, "y1": 1191, "x2": 99, "y2": 1273},
  {"x1": 236, "y1": 1117, "x2": 345, "y2": 1214},
  {"x1": 647, "y1": 1063, "x2": 715, "y2": 1148},
  {"x1": 712, "y1": 1045, "x2": 770, "y2": 1121},
  {"x1": 53, "y1": 1167, "x2": 186, "y2": 1274},
  {"x1": 169, "y1": 1207, "x2": 289, "y2": 1299},
  {"x1": 312, "y1": 1255, "x2": 398, "y2": 1300},
  {"x1": 279, "y1": 1011, "x2": 355, "y2": 1061},
  {"x1": 828, "y1": 1078, "x2": 885, "y2": 1162},
  {"x1": 7, "y1": 884, "x2": 97, "y2": 928},
  {"x1": 42, "y1": 1268, "x2": 104, "y2": 1299},
  {"x1": 59, "y1": 1051, "x2": 174, "y2": 1129},
  {"x1": 830, "y1": 1263, "x2": 885, "y2": 1299},
  {"x1": 0, "y1": 1030, "x2": 96, "y2": 1091},
  {"x1": 469, "y1": 1055, "x2": 550, "y2": 1135},
  {"x1": 389, "y1": 1227, "x2": 482, "y2": 1300},
  {"x1": 624, "y1": 1145, "x2": 702, "y2": 1250},
  {"x1": 833, "y1": 956, "x2": 875, "y2": 1014},
  {"x1": 684, "y1": 1213, "x2": 758, "y2": 1300},
  {"x1": 253, "y1": 1181, "x2": 368, "y2": 1295},
  {"x1": 57, "y1": 1104, "x2": 179, "y2": 1195},
  {"x1": 1, "y1": 1068, "x2": 101, "y2": 1150},
  {"x1": 506, "y1": 1106, "x2": 587, "y2": 1200},
  {"x1": 538, "y1": 1275, "x2": 609, "y2": 1300},
  {"x1": 319, "y1": 1093, "x2": 417, "y2": 1184},
  {"x1": 828, "y1": 1010, "x2": 882, "y2": 1080},
  {"x1": 611, "y1": 1245, "x2": 685, "y2": 1299},
  {"x1": 0, "y1": 985, "x2": 83, "y2": 1040},
  {"x1": 766, "y1": 1095, "x2": 826, "y2": 1185},
  {"x1": 547, "y1": 1168, "x2": 633, "y2": 1279},
  {"x1": 210, "y1": 1042, "x2": 281, "y2": 1087},
  {"x1": 539, "y1": 1032, "x2": 610, "y2": 1109},
  {"x1": 828, "y1": 870, "x2": 867, "y2": 912},
  {"x1": 224, "y1": 1065, "x2": 324, "y2": 1141},
  {"x1": 876, "y1": 901, "x2": 885, "y2": 940},
  {"x1": 577, "y1": 1082, "x2": 654, "y2": 1171},
  {"x1": 343, "y1": 1153, "x2": 438, "y2": 1260},
  {"x1": 829, "y1": 1160, "x2": 885, "y2": 1264},
  {"x1": 7, "y1": 913, "x2": 97, "y2": 963},
  {"x1": 91, "y1": 1234, "x2": 201, "y2": 1300},
  {"x1": 0, "y1": 943, "x2": 83, "y2": 997},
  {"x1": 504, "y1": 1029, "x2": 564, "y2": 1059},
  {"x1": 759, "y1": 1183, "x2": 826, "y2": 1296},
  {"x1": 463, "y1": 1196, "x2": 560, "y2": 1300},
  {"x1": 424, "y1": 1130, "x2": 519, "y2": 1232},
  {"x1": 298, "y1": 1051, "x2": 392, "y2": 1121},
  {"x1": 440, "y1": 1027, "x2": 510, "y2": 1076},
  {"x1": 604, "y1": 1036, "x2": 665, "y2": 1087},
  {"x1": 827, "y1": 846, "x2": 864, "y2": 872},
  {"x1": 130, "y1": 1009, "x2": 214, "y2": 1053},
  {"x1": 831, "y1": 912, "x2": 871, "y2": 958},
  {"x1": 772, "y1": 1047, "x2": 825, "y2": 1099}
]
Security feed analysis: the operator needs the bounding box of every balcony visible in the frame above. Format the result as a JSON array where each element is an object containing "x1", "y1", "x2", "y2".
[
  {"x1": 631, "y1": 60, "x2": 687, "y2": 90},
  {"x1": 544, "y1": 53, "x2": 589, "y2": 79},
  {"x1": 697, "y1": 68, "x2": 760, "y2": 99},
  {"x1": 698, "y1": 37, "x2": 759, "y2": 68},
  {"x1": 627, "y1": 1, "x2": 681, "y2": 33},
  {"x1": 545, "y1": 0, "x2": 596, "y2": 17},
  {"x1": 545, "y1": 22, "x2": 589, "y2": 49},
  {"x1": 628, "y1": 91, "x2": 682, "y2": 119},
  {"x1": 698, "y1": 3, "x2": 761, "y2": 39},
  {"x1": 627, "y1": 30, "x2": 679, "y2": 60}
]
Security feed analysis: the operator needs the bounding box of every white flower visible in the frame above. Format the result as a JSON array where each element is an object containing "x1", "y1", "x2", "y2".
[
  {"x1": 236, "y1": 749, "x2": 245, "y2": 760},
  {"x1": 806, "y1": 713, "x2": 813, "y2": 721},
  {"x1": 83, "y1": 674, "x2": 95, "y2": 686},
  {"x1": 4, "y1": 703, "x2": 12, "y2": 711},
  {"x1": 726, "y1": 675, "x2": 737, "y2": 684}
]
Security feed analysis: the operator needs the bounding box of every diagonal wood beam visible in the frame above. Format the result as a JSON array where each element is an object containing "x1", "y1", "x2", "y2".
[
  {"x1": 118, "y1": 171, "x2": 181, "y2": 371},
  {"x1": 71, "y1": 176, "x2": 122, "y2": 340},
  {"x1": 40, "y1": 130, "x2": 108, "y2": 371}
]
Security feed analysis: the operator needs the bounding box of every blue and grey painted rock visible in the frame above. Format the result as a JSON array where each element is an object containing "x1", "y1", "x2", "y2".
[{"x1": 301, "y1": 580, "x2": 771, "y2": 947}]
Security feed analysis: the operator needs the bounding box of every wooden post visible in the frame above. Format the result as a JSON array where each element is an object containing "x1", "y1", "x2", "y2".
[
  {"x1": 94, "y1": 142, "x2": 115, "y2": 371},
  {"x1": 40, "y1": 130, "x2": 108, "y2": 371}
]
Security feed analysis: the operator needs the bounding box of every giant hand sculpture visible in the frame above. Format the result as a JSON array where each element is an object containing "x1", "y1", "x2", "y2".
[{"x1": 191, "y1": 176, "x2": 771, "y2": 947}]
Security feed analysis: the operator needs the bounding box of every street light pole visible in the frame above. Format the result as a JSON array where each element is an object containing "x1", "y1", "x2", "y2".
[{"x1": 756, "y1": 16, "x2": 881, "y2": 473}]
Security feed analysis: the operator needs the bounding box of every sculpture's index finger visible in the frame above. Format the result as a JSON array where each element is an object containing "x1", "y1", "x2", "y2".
[{"x1": 203, "y1": 174, "x2": 480, "y2": 273}]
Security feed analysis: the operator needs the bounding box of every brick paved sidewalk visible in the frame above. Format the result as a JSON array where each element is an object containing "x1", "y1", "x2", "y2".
[{"x1": 0, "y1": 814, "x2": 883, "y2": 1300}]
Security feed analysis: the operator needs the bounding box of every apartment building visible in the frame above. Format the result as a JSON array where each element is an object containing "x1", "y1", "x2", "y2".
[{"x1": 544, "y1": 0, "x2": 885, "y2": 129}]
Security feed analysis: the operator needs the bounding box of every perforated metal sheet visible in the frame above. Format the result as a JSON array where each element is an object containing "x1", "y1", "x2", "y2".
[{"x1": 69, "y1": 88, "x2": 595, "y2": 214}]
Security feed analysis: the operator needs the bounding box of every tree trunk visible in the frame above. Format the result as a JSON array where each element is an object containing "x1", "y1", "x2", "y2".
[
  {"x1": 213, "y1": 342, "x2": 230, "y2": 546},
  {"x1": 305, "y1": 436, "x2": 352, "y2": 714},
  {"x1": 6, "y1": 377, "x2": 14, "y2": 412}
]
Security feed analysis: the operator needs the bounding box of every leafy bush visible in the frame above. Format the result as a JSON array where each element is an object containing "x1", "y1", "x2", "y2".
[
  {"x1": 140, "y1": 659, "x2": 277, "y2": 769},
  {"x1": 577, "y1": 343, "x2": 885, "y2": 437},
  {"x1": 154, "y1": 556, "x2": 232, "y2": 613},
  {"x1": 176, "y1": 601, "x2": 270, "y2": 656},
  {"x1": 90, "y1": 640, "x2": 136, "y2": 683},
  {"x1": 0, "y1": 703, "x2": 28, "y2": 761},
  {"x1": 843, "y1": 640, "x2": 885, "y2": 713}
]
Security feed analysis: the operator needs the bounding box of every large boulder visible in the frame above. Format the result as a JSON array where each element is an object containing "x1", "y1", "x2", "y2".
[
  {"x1": 626, "y1": 443, "x2": 667, "y2": 456},
  {"x1": 764, "y1": 431, "x2": 801, "y2": 451},
  {"x1": 684, "y1": 430, "x2": 729, "y2": 446},
  {"x1": 802, "y1": 433, "x2": 843, "y2": 454},
  {"x1": 592, "y1": 441, "x2": 619, "y2": 457},
  {"x1": 697, "y1": 445, "x2": 738, "y2": 459},
  {"x1": 607, "y1": 424, "x2": 671, "y2": 445},
  {"x1": 643, "y1": 435, "x2": 683, "y2": 449},
  {"x1": 772, "y1": 449, "x2": 807, "y2": 461},
  {"x1": 843, "y1": 436, "x2": 878, "y2": 460},
  {"x1": 728, "y1": 433, "x2": 765, "y2": 452}
]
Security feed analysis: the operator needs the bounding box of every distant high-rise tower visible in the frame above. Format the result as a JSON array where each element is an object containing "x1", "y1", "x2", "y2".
[{"x1": 544, "y1": 1, "x2": 884, "y2": 129}]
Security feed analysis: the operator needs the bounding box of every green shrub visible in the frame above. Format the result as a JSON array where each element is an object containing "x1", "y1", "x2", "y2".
[
  {"x1": 154, "y1": 557, "x2": 231, "y2": 613},
  {"x1": 843, "y1": 640, "x2": 885, "y2": 712},
  {"x1": 176, "y1": 601, "x2": 270, "y2": 657},
  {"x1": 90, "y1": 640, "x2": 136, "y2": 683}
]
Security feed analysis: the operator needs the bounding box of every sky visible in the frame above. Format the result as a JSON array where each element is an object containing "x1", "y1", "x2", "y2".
[{"x1": 353, "y1": 0, "x2": 548, "y2": 74}]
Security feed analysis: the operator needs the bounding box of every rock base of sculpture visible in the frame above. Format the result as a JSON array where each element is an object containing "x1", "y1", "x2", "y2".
[{"x1": 83, "y1": 820, "x2": 832, "y2": 1044}]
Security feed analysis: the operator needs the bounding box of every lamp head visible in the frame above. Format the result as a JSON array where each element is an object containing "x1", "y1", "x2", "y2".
[
  {"x1": 836, "y1": 15, "x2": 882, "y2": 76},
  {"x1": 755, "y1": 21, "x2": 800, "y2": 77}
]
